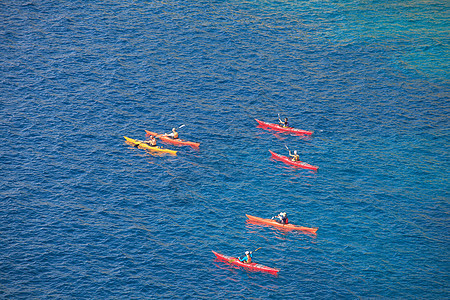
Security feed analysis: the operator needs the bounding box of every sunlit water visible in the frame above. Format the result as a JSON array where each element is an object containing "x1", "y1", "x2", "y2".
[{"x1": 1, "y1": 0, "x2": 448, "y2": 298}]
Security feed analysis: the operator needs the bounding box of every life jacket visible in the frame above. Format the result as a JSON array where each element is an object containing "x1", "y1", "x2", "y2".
[
  {"x1": 173, "y1": 132, "x2": 179, "y2": 139},
  {"x1": 246, "y1": 255, "x2": 252, "y2": 264}
]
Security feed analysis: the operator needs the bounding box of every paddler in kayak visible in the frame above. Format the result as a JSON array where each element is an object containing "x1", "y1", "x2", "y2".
[
  {"x1": 288, "y1": 150, "x2": 300, "y2": 162},
  {"x1": 278, "y1": 116, "x2": 289, "y2": 128},
  {"x1": 272, "y1": 212, "x2": 289, "y2": 224},
  {"x1": 144, "y1": 135, "x2": 157, "y2": 147},
  {"x1": 238, "y1": 251, "x2": 253, "y2": 264},
  {"x1": 165, "y1": 128, "x2": 179, "y2": 139}
]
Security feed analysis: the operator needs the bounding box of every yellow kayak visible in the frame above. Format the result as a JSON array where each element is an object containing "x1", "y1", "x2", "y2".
[{"x1": 123, "y1": 136, "x2": 177, "y2": 155}]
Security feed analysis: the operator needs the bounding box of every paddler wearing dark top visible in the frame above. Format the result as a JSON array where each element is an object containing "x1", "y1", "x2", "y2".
[
  {"x1": 279, "y1": 117, "x2": 289, "y2": 128},
  {"x1": 272, "y1": 212, "x2": 288, "y2": 224},
  {"x1": 289, "y1": 149, "x2": 300, "y2": 162},
  {"x1": 165, "y1": 128, "x2": 179, "y2": 139}
]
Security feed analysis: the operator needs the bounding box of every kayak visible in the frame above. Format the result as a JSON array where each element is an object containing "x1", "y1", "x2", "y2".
[
  {"x1": 255, "y1": 119, "x2": 313, "y2": 135},
  {"x1": 145, "y1": 130, "x2": 200, "y2": 148},
  {"x1": 212, "y1": 251, "x2": 279, "y2": 275},
  {"x1": 246, "y1": 214, "x2": 318, "y2": 234},
  {"x1": 124, "y1": 136, "x2": 177, "y2": 155},
  {"x1": 269, "y1": 150, "x2": 318, "y2": 171}
]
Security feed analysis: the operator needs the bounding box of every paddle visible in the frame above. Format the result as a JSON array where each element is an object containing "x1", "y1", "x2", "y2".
[
  {"x1": 164, "y1": 124, "x2": 185, "y2": 136},
  {"x1": 286, "y1": 145, "x2": 301, "y2": 162},
  {"x1": 278, "y1": 114, "x2": 290, "y2": 128},
  {"x1": 135, "y1": 139, "x2": 159, "y2": 149},
  {"x1": 131, "y1": 138, "x2": 145, "y2": 147},
  {"x1": 229, "y1": 247, "x2": 262, "y2": 263}
]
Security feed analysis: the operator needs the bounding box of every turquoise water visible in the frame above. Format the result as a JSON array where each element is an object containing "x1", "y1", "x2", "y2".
[{"x1": 1, "y1": 0, "x2": 448, "y2": 298}]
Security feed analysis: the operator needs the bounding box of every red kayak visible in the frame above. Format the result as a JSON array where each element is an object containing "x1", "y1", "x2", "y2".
[
  {"x1": 269, "y1": 150, "x2": 318, "y2": 171},
  {"x1": 246, "y1": 214, "x2": 318, "y2": 234},
  {"x1": 255, "y1": 119, "x2": 313, "y2": 135},
  {"x1": 212, "y1": 251, "x2": 279, "y2": 275},
  {"x1": 145, "y1": 130, "x2": 200, "y2": 148}
]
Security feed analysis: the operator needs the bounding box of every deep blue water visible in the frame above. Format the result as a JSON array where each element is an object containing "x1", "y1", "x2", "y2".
[{"x1": 1, "y1": 0, "x2": 449, "y2": 298}]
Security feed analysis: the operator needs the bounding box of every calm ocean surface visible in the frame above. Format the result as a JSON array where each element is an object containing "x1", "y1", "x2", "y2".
[{"x1": 1, "y1": 0, "x2": 448, "y2": 298}]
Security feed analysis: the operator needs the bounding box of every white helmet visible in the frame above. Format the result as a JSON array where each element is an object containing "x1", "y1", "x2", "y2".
[
  {"x1": 294, "y1": 150, "x2": 297, "y2": 155},
  {"x1": 245, "y1": 251, "x2": 250, "y2": 255}
]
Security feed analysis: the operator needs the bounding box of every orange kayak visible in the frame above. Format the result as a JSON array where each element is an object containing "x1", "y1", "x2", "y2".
[
  {"x1": 269, "y1": 150, "x2": 318, "y2": 171},
  {"x1": 145, "y1": 130, "x2": 200, "y2": 148},
  {"x1": 246, "y1": 214, "x2": 318, "y2": 234},
  {"x1": 212, "y1": 251, "x2": 279, "y2": 275},
  {"x1": 255, "y1": 119, "x2": 313, "y2": 135}
]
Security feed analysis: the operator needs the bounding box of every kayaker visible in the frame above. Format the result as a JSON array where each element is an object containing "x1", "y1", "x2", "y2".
[
  {"x1": 165, "y1": 128, "x2": 179, "y2": 139},
  {"x1": 145, "y1": 135, "x2": 157, "y2": 147},
  {"x1": 288, "y1": 150, "x2": 300, "y2": 162},
  {"x1": 238, "y1": 251, "x2": 253, "y2": 264},
  {"x1": 272, "y1": 212, "x2": 288, "y2": 224},
  {"x1": 279, "y1": 117, "x2": 289, "y2": 128}
]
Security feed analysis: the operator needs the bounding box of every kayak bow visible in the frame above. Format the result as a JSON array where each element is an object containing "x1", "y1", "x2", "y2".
[
  {"x1": 212, "y1": 251, "x2": 279, "y2": 275},
  {"x1": 255, "y1": 119, "x2": 313, "y2": 135},
  {"x1": 269, "y1": 150, "x2": 318, "y2": 170},
  {"x1": 246, "y1": 214, "x2": 318, "y2": 234},
  {"x1": 145, "y1": 130, "x2": 200, "y2": 148},
  {"x1": 124, "y1": 136, "x2": 177, "y2": 155}
]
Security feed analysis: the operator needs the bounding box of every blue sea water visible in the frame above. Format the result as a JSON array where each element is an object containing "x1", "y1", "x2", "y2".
[{"x1": 1, "y1": 0, "x2": 449, "y2": 298}]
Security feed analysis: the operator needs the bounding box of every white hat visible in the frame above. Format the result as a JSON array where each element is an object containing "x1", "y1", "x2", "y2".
[{"x1": 245, "y1": 251, "x2": 250, "y2": 255}]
